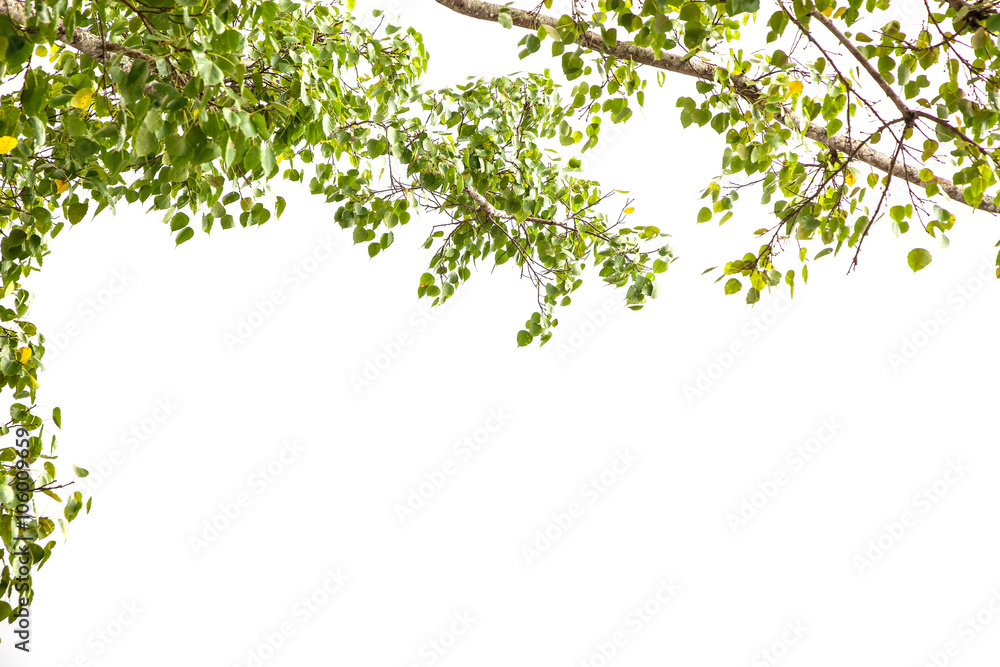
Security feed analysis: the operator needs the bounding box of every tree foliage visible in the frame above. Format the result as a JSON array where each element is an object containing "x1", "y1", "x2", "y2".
[
  {"x1": 0, "y1": 0, "x2": 673, "y2": 633},
  {"x1": 3, "y1": 0, "x2": 1000, "y2": 640},
  {"x1": 438, "y1": 0, "x2": 1000, "y2": 292}
]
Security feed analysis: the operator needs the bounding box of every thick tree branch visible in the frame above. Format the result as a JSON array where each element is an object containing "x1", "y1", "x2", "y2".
[
  {"x1": 433, "y1": 0, "x2": 998, "y2": 215},
  {"x1": 943, "y1": 0, "x2": 998, "y2": 29},
  {"x1": 0, "y1": 0, "x2": 154, "y2": 65}
]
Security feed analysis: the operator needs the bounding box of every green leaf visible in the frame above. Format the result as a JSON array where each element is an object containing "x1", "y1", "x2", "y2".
[
  {"x1": 193, "y1": 50, "x2": 224, "y2": 86},
  {"x1": 921, "y1": 140, "x2": 938, "y2": 162},
  {"x1": 724, "y1": 278, "x2": 742, "y2": 295},
  {"x1": 260, "y1": 143, "x2": 277, "y2": 177},
  {"x1": 27, "y1": 116, "x2": 46, "y2": 144},
  {"x1": 907, "y1": 248, "x2": 933, "y2": 273},
  {"x1": 20, "y1": 70, "x2": 49, "y2": 117},
  {"x1": 67, "y1": 201, "x2": 89, "y2": 224},
  {"x1": 63, "y1": 115, "x2": 87, "y2": 138},
  {"x1": 170, "y1": 212, "x2": 190, "y2": 231},
  {"x1": 175, "y1": 227, "x2": 195, "y2": 245},
  {"x1": 322, "y1": 114, "x2": 336, "y2": 136},
  {"x1": 726, "y1": 0, "x2": 760, "y2": 15},
  {"x1": 135, "y1": 110, "x2": 163, "y2": 157},
  {"x1": 53, "y1": 407, "x2": 61, "y2": 428},
  {"x1": 516, "y1": 330, "x2": 533, "y2": 346},
  {"x1": 971, "y1": 27, "x2": 987, "y2": 51}
]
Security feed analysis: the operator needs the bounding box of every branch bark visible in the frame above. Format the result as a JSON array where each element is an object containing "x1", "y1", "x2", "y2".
[
  {"x1": 2, "y1": 0, "x2": 995, "y2": 215},
  {"x1": 433, "y1": 0, "x2": 998, "y2": 215},
  {"x1": 0, "y1": 0, "x2": 153, "y2": 66},
  {"x1": 944, "y1": 0, "x2": 997, "y2": 29}
]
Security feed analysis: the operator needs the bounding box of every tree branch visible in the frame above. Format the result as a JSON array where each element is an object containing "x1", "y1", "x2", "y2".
[
  {"x1": 433, "y1": 0, "x2": 998, "y2": 215},
  {"x1": 943, "y1": 0, "x2": 998, "y2": 30},
  {"x1": 0, "y1": 0, "x2": 154, "y2": 65}
]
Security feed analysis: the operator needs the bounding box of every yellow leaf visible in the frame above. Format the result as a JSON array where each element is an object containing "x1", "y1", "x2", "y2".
[
  {"x1": 69, "y1": 88, "x2": 95, "y2": 109},
  {"x1": 845, "y1": 171, "x2": 856, "y2": 186},
  {"x1": 276, "y1": 155, "x2": 283, "y2": 164},
  {"x1": 788, "y1": 81, "x2": 804, "y2": 97},
  {"x1": 0, "y1": 136, "x2": 17, "y2": 154},
  {"x1": 17, "y1": 347, "x2": 31, "y2": 364},
  {"x1": 624, "y1": 207, "x2": 635, "y2": 214},
  {"x1": 822, "y1": 5, "x2": 833, "y2": 16},
  {"x1": 54, "y1": 179, "x2": 69, "y2": 193}
]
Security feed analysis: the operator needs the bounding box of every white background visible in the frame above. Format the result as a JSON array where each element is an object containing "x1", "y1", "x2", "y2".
[{"x1": 5, "y1": 1, "x2": 1000, "y2": 666}]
